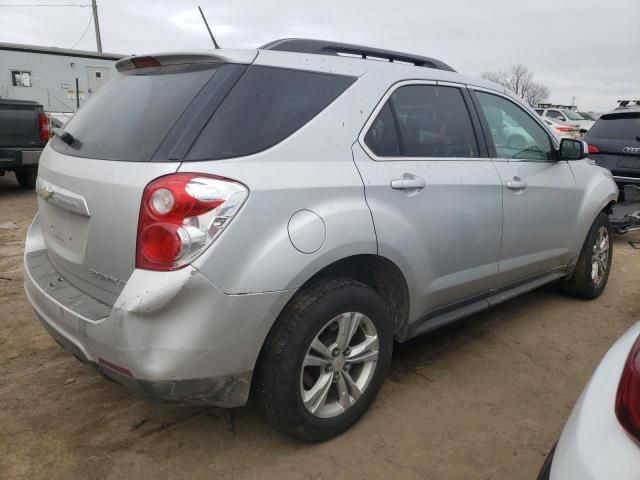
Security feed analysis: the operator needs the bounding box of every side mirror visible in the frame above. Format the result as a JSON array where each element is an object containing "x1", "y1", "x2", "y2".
[{"x1": 559, "y1": 138, "x2": 587, "y2": 160}]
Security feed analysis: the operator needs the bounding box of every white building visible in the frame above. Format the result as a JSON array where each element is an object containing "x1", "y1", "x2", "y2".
[{"x1": 0, "y1": 42, "x2": 124, "y2": 113}]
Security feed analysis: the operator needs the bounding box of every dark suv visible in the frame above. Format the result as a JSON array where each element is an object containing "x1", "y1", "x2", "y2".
[{"x1": 583, "y1": 106, "x2": 640, "y2": 200}]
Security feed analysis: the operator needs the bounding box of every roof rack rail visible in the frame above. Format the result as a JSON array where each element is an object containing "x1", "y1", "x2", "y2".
[
  {"x1": 260, "y1": 38, "x2": 456, "y2": 73},
  {"x1": 617, "y1": 99, "x2": 640, "y2": 108}
]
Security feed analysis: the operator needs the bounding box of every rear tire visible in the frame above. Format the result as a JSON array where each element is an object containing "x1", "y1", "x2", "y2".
[
  {"x1": 15, "y1": 168, "x2": 37, "y2": 189},
  {"x1": 255, "y1": 278, "x2": 393, "y2": 442},
  {"x1": 561, "y1": 212, "x2": 612, "y2": 299}
]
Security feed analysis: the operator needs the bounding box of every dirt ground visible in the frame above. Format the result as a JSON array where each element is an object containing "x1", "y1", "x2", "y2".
[{"x1": 0, "y1": 172, "x2": 639, "y2": 480}]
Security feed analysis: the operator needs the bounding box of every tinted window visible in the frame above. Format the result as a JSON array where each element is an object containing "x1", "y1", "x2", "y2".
[
  {"x1": 364, "y1": 102, "x2": 401, "y2": 156},
  {"x1": 187, "y1": 66, "x2": 355, "y2": 160},
  {"x1": 476, "y1": 92, "x2": 552, "y2": 161},
  {"x1": 587, "y1": 112, "x2": 640, "y2": 141},
  {"x1": 51, "y1": 65, "x2": 219, "y2": 161},
  {"x1": 365, "y1": 85, "x2": 478, "y2": 158},
  {"x1": 535, "y1": 109, "x2": 544, "y2": 115}
]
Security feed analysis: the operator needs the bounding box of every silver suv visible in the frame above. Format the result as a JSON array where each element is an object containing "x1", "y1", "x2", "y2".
[{"x1": 24, "y1": 39, "x2": 618, "y2": 441}]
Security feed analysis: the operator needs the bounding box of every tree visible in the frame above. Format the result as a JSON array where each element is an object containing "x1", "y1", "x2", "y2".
[
  {"x1": 480, "y1": 64, "x2": 550, "y2": 107},
  {"x1": 524, "y1": 83, "x2": 550, "y2": 108}
]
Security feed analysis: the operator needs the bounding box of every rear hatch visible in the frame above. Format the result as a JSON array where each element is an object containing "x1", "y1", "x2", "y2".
[
  {"x1": 586, "y1": 110, "x2": 640, "y2": 179},
  {"x1": 0, "y1": 99, "x2": 43, "y2": 148},
  {"x1": 37, "y1": 52, "x2": 255, "y2": 305}
]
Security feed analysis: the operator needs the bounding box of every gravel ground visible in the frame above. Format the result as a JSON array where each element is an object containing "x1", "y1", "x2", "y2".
[{"x1": 1, "y1": 172, "x2": 639, "y2": 480}]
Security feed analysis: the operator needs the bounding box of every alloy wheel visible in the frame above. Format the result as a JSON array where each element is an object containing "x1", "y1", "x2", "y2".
[
  {"x1": 591, "y1": 226, "x2": 610, "y2": 286},
  {"x1": 300, "y1": 312, "x2": 379, "y2": 418}
]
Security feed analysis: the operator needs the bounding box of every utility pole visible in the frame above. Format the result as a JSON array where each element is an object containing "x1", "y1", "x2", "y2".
[{"x1": 92, "y1": 0, "x2": 103, "y2": 53}]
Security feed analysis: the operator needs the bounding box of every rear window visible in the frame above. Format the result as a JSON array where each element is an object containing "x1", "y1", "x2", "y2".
[
  {"x1": 364, "y1": 84, "x2": 479, "y2": 158},
  {"x1": 51, "y1": 65, "x2": 220, "y2": 161},
  {"x1": 186, "y1": 66, "x2": 355, "y2": 160},
  {"x1": 588, "y1": 112, "x2": 640, "y2": 141}
]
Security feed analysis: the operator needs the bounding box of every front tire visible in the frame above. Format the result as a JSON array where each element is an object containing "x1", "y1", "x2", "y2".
[
  {"x1": 256, "y1": 278, "x2": 393, "y2": 442},
  {"x1": 561, "y1": 212, "x2": 613, "y2": 299}
]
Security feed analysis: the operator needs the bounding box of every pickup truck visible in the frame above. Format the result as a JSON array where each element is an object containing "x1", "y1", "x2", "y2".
[{"x1": 0, "y1": 99, "x2": 49, "y2": 189}]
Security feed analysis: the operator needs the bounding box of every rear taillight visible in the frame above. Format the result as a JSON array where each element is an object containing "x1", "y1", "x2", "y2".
[
  {"x1": 615, "y1": 334, "x2": 640, "y2": 443},
  {"x1": 136, "y1": 173, "x2": 248, "y2": 271},
  {"x1": 588, "y1": 144, "x2": 600, "y2": 154},
  {"x1": 556, "y1": 126, "x2": 574, "y2": 132},
  {"x1": 38, "y1": 113, "x2": 50, "y2": 141}
]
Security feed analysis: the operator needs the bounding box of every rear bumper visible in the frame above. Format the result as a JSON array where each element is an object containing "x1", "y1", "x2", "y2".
[
  {"x1": 0, "y1": 148, "x2": 42, "y2": 168},
  {"x1": 547, "y1": 322, "x2": 640, "y2": 479},
  {"x1": 24, "y1": 215, "x2": 295, "y2": 407}
]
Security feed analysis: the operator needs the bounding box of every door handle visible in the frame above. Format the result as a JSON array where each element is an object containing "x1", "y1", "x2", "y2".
[
  {"x1": 390, "y1": 174, "x2": 426, "y2": 191},
  {"x1": 506, "y1": 177, "x2": 527, "y2": 191}
]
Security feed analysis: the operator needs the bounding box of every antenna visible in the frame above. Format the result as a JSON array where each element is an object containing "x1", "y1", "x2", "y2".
[{"x1": 198, "y1": 6, "x2": 220, "y2": 49}]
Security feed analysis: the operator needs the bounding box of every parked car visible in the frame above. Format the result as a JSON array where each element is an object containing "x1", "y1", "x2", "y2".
[
  {"x1": 24, "y1": 39, "x2": 618, "y2": 441},
  {"x1": 542, "y1": 117, "x2": 582, "y2": 139},
  {"x1": 0, "y1": 98, "x2": 49, "y2": 188},
  {"x1": 583, "y1": 106, "x2": 640, "y2": 200},
  {"x1": 538, "y1": 321, "x2": 640, "y2": 479},
  {"x1": 578, "y1": 111, "x2": 598, "y2": 121},
  {"x1": 535, "y1": 107, "x2": 595, "y2": 133}
]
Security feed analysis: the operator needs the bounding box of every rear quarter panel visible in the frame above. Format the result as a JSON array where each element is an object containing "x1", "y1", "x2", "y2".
[{"x1": 189, "y1": 57, "x2": 381, "y2": 294}]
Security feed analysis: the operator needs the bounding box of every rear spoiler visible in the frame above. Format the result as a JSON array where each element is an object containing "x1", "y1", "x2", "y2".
[{"x1": 115, "y1": 50, "x2": 257, "y2": 72}]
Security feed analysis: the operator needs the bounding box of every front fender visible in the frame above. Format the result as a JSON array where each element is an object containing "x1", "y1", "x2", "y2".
[{"x1": 569, "y1": 160, "x2": 618, "y2": 256}]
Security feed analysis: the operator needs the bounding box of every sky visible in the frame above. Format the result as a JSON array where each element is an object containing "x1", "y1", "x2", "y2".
[{"x1": 0, "y1": 0, "x2": 638, "y2": 112}]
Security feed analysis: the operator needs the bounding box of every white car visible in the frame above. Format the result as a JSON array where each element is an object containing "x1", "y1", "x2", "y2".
[
  {"x1": 542, "y1": 117, "x2": 582, "y2": 139},
  {"x1": 535, "y1": 108, "x2": 595, "y2": 133},
  {"x1": 538, "y1": 322, "x2": 640, "y2": 479}
]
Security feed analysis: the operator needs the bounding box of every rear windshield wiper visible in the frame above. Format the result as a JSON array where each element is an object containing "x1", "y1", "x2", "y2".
[{"x1": 52, "y1": 127, "x2": 75, "y2": 146}]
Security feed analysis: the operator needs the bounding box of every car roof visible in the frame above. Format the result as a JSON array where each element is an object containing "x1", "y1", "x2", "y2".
[
  {"x1": 116, "y1": 38, "x2": 523, "y2": 104},
  {"x1": 261, "y1": 38, "x2": 457, "y2": 72},
  {"x1": 607, "y1": 106, "x2": 640, "y2": 115}
]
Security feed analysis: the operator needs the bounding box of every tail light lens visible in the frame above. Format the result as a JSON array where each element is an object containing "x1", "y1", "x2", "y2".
[
  {"x1": 136, "y1": 173, "x2": 248, "y2": 271},
  {"x1": 556, "y1": 126, "x2": 574, "y2": 132},
  {"x1": 38, "y1": 113, "x2": 50, "y2": 141},
  {"x1": 588, "y1": 144, "x2": 600, "y2": 154},
  {"x1": 131, "y1": 56, "x2": 162, "y2": 69},
  {"x1": 615, "y1": 333, "x2": 640, "y2": 443}
]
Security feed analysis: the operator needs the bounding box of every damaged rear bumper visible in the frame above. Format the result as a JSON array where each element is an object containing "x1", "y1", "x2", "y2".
[
  {"x1": 40, "y1": 317, "x2": 252, "y2": 406},
  {"x1": 24, "y1": 216, "x2": 295, "y2": 408}
]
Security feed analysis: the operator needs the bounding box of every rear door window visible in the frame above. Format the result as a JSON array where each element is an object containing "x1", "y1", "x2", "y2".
[
  {"x1": 364, "y1": 84, "x2": 479, "y2": 158},
  {"x1": 588, "y1": 112, "x2": 640, "y2": 141},
  {"x1": 186, "y1": 66, "x2": 356, "y2": 160},
  {"x1": 364, "y1": 102, "x2": 401, "y2": 157},
  {"x1": 51, "y1": 65, "x2": 225, "y2": 161}
]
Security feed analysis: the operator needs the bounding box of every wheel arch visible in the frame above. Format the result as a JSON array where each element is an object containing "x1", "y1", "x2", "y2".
[
  {"x1": 297, "y1": 254, "x2": 411, "y2": 337},
  {"x1": 257, "y1": 254, "x2": 410, "y2": 364}
]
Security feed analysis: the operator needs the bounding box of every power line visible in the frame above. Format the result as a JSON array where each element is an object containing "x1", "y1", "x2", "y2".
[
  {"x1": 69, "y1": 10, "x2": 93, "y2": 49},
  {"x1": 0, "y1": 4, "x2": 91, "y2": 6}
]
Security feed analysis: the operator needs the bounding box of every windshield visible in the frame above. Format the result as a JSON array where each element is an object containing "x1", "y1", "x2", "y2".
[{"x1": 564, "y1": 110, "x2": 586, "y2": 121}]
